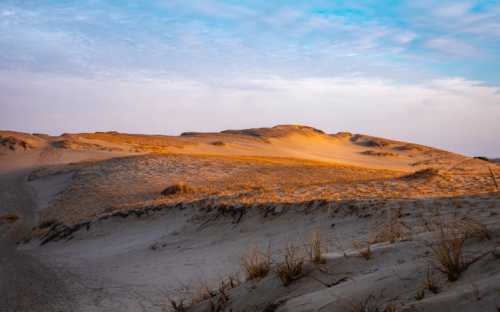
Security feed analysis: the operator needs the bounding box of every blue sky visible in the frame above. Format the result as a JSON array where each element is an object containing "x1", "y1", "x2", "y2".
[{"x1": 1, "y1": 1, "x2": 500, "y2": 156}]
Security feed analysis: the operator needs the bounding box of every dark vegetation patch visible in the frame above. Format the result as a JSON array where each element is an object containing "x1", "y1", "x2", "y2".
[
  {"x1": 210, "y1": 141, "x2": 226, "y2": 146},
  {"x1": 402, "y1": 168, "x2": 439, "y2": 180},
  {"x1": 361, "y1": 150, "x2": 397, "y2": 157},
  {"x1": 0, "y1": 136, "x2": 33, "y2": 151},
  {"x1": 161, "y1": 183, "x2": 193, "y2": 196}
]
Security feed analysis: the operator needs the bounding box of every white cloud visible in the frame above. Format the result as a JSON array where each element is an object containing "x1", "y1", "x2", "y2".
[{"x1": 1, "y1": 71, "x2": 499, "y2": 156}]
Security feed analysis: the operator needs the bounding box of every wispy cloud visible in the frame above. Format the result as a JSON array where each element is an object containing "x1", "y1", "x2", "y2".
[{"x1": 1, "y1": 1, "x2": 499, "y2": 82}]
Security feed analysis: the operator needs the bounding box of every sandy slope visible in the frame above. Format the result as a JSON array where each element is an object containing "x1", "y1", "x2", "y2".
[{"x1": 0, "y1": 125, "x2": 499, "y2": 312}]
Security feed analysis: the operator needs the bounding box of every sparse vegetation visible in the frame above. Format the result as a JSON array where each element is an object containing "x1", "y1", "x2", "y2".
[
  {"x1": 276, "y1": 243, "x2": 304, "y2": 286},
  {"x1": 241, "y1": 244, "x2": 272, "y2": 281},
  {"x1": 188, "y1": 274, "x2": 240, "y2": 311}
]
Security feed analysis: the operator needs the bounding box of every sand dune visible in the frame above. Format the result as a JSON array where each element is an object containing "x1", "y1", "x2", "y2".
[{"x1": 0, "y1": 125, "x2": 499, "y2": 312}]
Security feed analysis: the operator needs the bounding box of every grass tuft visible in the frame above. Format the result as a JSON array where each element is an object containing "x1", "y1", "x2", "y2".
[
  {"x1": 308, "y1": 230, "x2": 326, "y2": 264},
  {"x1": 241, "y1": 244, "x2": 272, "y2": 281},
  {"x1": 430, "y1": 226, "x2": 466, "y2": 282},
  {"x1": 276, "y1": 243, "x2": 304, "y2": 286}
]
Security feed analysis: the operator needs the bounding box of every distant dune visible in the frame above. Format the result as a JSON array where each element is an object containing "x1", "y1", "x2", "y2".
[{"x1": 0, "y1": 124, "x2": 463, "y2": 171}]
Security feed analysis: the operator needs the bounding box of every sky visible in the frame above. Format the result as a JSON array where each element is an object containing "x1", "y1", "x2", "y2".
[{"x1": 0, "y1": 0, "x2": 499, "y2": 156}]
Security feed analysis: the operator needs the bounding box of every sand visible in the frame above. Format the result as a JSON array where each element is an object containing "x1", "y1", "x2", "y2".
[{"x1": 0, "y1": 125, "x2": 499, "y2": 312}]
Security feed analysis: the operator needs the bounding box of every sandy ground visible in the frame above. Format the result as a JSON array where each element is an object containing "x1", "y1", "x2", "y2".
[{"x1": 1, "y1": 125, "x2": 499, "y2": 312}]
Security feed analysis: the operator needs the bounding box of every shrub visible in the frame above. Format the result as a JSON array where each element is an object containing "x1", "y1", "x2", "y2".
[
  {"x1": 241, "y1": 245, "x2": 271, "y2": 281},
  {"x1": 276, "y1": 244, "x2": 304, "y2": 286},
  {"x1": 161, "y1": 183, "x2": 193, "y2": 196}
]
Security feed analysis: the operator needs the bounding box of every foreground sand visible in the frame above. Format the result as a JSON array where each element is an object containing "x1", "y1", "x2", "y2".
[{"x1": 0, "y1": 125, "x2": 499, "y2": 312}]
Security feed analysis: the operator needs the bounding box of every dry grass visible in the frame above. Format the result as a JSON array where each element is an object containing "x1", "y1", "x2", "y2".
[
  {"x1": 0, "y1": 212, "x2": 19, "y2": 224},
  {"x1": 241, "y1": 245, "x2": 272, "y2": 281},
  {"x1": 430, "y1": 226, "x2": 467, "y2": 282},
  {"x1": 189, "y1": 275, "x2": 240, "y2": 311},
  {"x1": 276, "y1": 244, "x2": 304, "y2": 286},
  {"x1": 308, "y1": 230, "x2": 326, "y2": 264}
]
